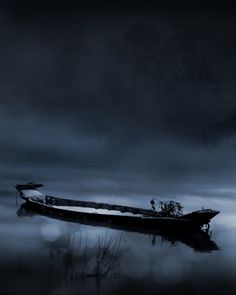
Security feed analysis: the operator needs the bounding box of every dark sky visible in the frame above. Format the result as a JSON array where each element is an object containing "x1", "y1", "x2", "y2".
[{"x1": 1, "y1": 1, "x2": 236, "y2": 182}]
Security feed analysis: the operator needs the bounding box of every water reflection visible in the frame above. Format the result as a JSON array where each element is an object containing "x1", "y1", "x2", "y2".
[
  {"x1": 4, "y1": 231, "x2": 124, "y2": 295},
  {"x1": 46, "y1": 232, "x2": 123, "y2": 286},
  {"x1": 17, "y1": 202, "x2": 219, "y2": 253},
  {"x1": 1, "y1": 177, "x2": 230, "y2": 295}
]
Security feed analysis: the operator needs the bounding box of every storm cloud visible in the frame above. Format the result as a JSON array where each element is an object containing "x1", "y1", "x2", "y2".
[{"x1": 1, "y1": 1, "x2": 236, "y2": 183}]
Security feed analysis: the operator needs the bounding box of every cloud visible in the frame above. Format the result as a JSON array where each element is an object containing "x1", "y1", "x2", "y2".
[{"x1": 1, "y1": 3, "x2": 236, "y2": 180}]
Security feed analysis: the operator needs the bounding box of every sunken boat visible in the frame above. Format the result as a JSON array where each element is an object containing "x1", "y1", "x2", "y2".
[{"x1": 15, "y1": 182, "x2": 220, "y2": 233}]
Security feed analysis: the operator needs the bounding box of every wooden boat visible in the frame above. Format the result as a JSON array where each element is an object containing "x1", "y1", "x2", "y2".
[{"x1": 15, "y1": 182, "x2": 220, "y2": 232}]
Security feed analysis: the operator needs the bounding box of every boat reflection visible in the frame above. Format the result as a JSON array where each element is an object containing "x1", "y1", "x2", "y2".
[{"x1": 17, "y1": 202, "x2": 219, "y2": 253}]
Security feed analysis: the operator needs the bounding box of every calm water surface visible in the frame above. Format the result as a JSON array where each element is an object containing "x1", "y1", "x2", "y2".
[{"x1": 1, "y1": 170, "x2": 236, "y2": 295}]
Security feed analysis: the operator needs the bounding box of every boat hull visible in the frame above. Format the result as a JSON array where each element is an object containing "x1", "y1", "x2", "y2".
[{"x1": 21, "y1": 198, "x2": 207, "y2": 232}]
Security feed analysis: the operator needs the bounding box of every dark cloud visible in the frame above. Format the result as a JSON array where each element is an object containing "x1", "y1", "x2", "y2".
[{"x1": 1, "y1": 2, "x2": 236, "y2": 178}]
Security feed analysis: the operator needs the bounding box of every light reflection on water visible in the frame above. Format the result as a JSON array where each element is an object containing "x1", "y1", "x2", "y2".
[{"x1": 1, "y1": 176, "x2": 236, "y2": 295}]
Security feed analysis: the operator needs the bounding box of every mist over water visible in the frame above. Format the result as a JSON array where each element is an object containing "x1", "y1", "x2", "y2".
[{"x1": 1, "y1": 168, "x2": 236, "y2": 295}]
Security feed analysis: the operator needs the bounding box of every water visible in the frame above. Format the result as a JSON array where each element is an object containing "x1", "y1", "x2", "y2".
[{"x1": 1, "y1": 170, "x2": 236, "y2": 295}]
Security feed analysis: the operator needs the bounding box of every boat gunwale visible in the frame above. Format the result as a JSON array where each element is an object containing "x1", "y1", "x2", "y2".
[{"x1": 26, "y1": 197, "x2": 197, "y2": 223}]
